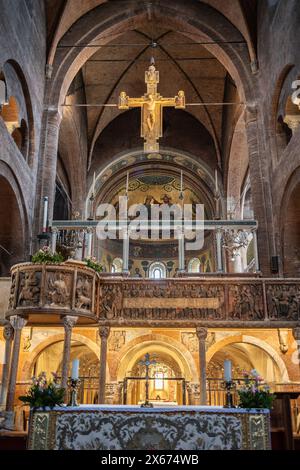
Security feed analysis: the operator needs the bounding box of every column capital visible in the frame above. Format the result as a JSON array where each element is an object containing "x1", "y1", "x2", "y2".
[
  {"x1": 44, "y1": 106, "x2": 62, "y2": 124},
  {"x1": 3, "y1": 323, "x2": 14, "y2": 341},
  {"x1": 9, "y1": 315, "x2": 27, "y2": 331},
  {"x1": 62, "y1": 315, "x2": 78, "y2": 332},
  {"x1": 99, "y1": 326, "x2": 110, "y2": 339},
  {"x1": 195, "y1": 326, "x2": 208, "y2": 341},
  {"x1": 292, "y1": 327, "x2": 300, "y2": 341}
]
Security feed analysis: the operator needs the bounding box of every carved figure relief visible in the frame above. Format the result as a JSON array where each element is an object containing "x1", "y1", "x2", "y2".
[
  {"x1": 109, "y1": 331, "x2": 126, "y2": 351},
  {"x1": 76, "y1": 274, "x2": 92, "y2": 310},
  {"x1": 228, "y1": 285, "x2": 264, "y2": 321},
  {"x1": 17, "y1": 271, "x2": 41, "y2": 307},
  {"x1": 46, "y1": 272, "x2": 71, "y2": 307},
  {"x1": 181, "y1": 332, "x2": 198, "y2": 352},
  {"x1": 267, "y1": 285, "x2": 300, "y2": 321}
]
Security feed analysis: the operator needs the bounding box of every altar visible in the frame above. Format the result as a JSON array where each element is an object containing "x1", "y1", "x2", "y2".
[{"x1": 27, "y1": 405, "x2": 271, "y2": 450}]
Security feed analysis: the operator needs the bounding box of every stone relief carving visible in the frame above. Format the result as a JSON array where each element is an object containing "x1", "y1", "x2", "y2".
[
  {"x1": 17, "y1": 271, "x2": 41, "y2": 307},
  {"x1": 181, "y1": 332, "x2": 198, "y2": 352},
  {"x1": 46, "y1": 272, "x2": 71, "y2": 307},
  {"x1": 99, "y1": 282, "x2": 225, "y2": 322},
  {"x1": 267, "y1": 285, "x2": 300, "y2": 321},
  {"x1": 8, "y1": 273, "x2": 17, "y2": 309},
  {"x1": 109, "y1": 331, "x2": 126, "y2": 351},
  {"x1": 228, "y1": 285, "x2": 264, "y2": 320},
  {"x1": 76, "y1": 274, "x2": 92, "y2": 310},
  {"x1": 277, "y1": 329, "x2": 288, "y2": 354},
  {"x1": 205, "y1": 332, "x2": 216, "y2": 351}
]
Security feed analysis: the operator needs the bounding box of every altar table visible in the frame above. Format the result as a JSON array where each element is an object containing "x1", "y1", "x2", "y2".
[{"x1": 27, "y1": 405, "x2": 271, "y2": 450}]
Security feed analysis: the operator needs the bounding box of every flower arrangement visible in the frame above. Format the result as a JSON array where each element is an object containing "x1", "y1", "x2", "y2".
[
  {"x1": 32, "y1": 246, "x2": 64, "y2": 264},
  {"x1": 19, "y1": 372, "x2": 65, "y2": 409},
  {"x1": 84, "y1": 257, "x2": 103, "y2": 273},
  {"x1": 237, "y1": 369, "x2": 276, "y2": 409}
]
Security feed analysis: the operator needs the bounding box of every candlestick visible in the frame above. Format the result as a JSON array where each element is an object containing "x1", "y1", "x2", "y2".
[
  {"x1": 224, "y1": 359, "x2": 232, "y2": 382},
  {"x1": 180, "y1": 170, "x2": 183, "y2": 192},
  {"x1": 42, "y1": 196, "x2": 48, "y2": 233},
  {"x1": 71, "y1": 359, "x2": 79, "y2": 380}
]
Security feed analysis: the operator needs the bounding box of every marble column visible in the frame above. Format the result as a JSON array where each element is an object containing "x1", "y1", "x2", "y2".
[
  {"x1": 6, "y1": 316, "x2": 27, "y2": 412},
  {"x1": 252, "y1": 230, "x2": 260, "y2": 272},
  {"x1": 216, "y1": 229, "x2": 223, "y2": 272},
  {"x1": 61, "y1": 316, "x2": 78, "y2": 393},
  {"x1": 196, "y1": 326, "x2": 208, "y2": 405},
  {"x1": 0, "y1": 323, "x2": 14, "y2": 406},
  {"x1": 50, "y1": 227, "x2": 58, "y2": 254},
  {"x1": 292, "y1": 327, "x2": 300, "y2": 375},
  {"x1": 98, "y1": 326, "x2": 110, "y2": 404},
  {"x1": 122, "y1": 229, "x2": 129, "y2": 274},
  {"x1": 178, "y1": 230, "x2": 185, "y2": 272}
]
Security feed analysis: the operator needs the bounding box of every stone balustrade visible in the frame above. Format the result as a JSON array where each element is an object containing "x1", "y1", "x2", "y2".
[{"x1": 5, "y1": 264, "x2": 300, "y2": 328}]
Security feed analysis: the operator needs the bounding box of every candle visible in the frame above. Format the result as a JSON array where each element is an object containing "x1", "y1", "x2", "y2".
[
  {"x1": 71, "y1": 359, "x2": 80, "y2": 380},
  {"x1": 215, "y1": 169, "x2": 218, "y2": 194},
  {"x1": 42, "y1": 196, "x2": 48, "y2": 233},
  {"x1": 224, "y1": 359, "x2": 232, "y2": 382},
  {"x1": 180, "y1": 170, "x2": 183, "y2": 193},
  {"x1": 92, "y1": 172, "x2": 96, "y2": 196}
]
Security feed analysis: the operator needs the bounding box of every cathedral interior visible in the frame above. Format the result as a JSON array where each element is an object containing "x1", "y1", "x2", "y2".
[{"x1": 0, "y1": 0, "x2": 300, "y2": 451}]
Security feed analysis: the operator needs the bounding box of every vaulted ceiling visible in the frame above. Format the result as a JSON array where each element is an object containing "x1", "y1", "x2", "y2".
[{"x1": 45, "y1": 1, "x2": 257, "y2": 208}]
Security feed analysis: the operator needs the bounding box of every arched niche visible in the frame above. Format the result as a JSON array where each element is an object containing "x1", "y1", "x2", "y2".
[
  {"x1": 280, "y1": 167, "x2": 300, "y2": 276},
  {"x1": 0, "y1": 172, "x2": 27, "y2": 275}
]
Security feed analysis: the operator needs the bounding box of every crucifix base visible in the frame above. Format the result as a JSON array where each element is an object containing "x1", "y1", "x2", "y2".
[{"x1": 140, "y1": 400, "x2": 154, "y2": 408}]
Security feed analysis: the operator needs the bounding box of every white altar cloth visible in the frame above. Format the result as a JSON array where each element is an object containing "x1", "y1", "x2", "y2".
[{"x1": 28, "y1": 405, "x2": 271, "y2": 450}]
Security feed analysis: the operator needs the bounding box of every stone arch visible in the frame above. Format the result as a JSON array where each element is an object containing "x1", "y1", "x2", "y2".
[
  {"x1": 206, "y1": 334, "x2": 289, "y2": 382},
  {"x1": 20, "y1": 332, "x2": 105, "y2": 381},
  {"x1": 280, "y1": 166, "x2": 300, "y2": 276},
  {"x1": 114, "y1": 333, "x2": 198, "y2": 382},
  {"x1": 1, "y1": 59, "x2": 35, "y2": 166},
  {"x1": 0, "y1": 161, "x2": 29, "y2": 275},
  {"x1": 46, "y1": 0, "x2": 254, "y2": 110}
]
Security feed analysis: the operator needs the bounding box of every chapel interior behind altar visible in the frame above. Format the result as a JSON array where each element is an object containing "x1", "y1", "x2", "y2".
[{"x1": 1, "y1": 0, "x2": 300, "y2": 450}]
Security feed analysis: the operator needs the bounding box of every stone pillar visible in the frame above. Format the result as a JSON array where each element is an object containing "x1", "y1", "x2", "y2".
[
  {"x1": 61, "y1": 316, "x2": 78, "y2": 393},
  {"x1": 0, "y1": 323, "x2": 14, "y2": 406},
  {"x1": 122, "y1": 229, "x2": 129, "y2": 274},
  {"x1": 216, "y1": 229, "x2": 223, "y2": 272},
  {"x1": 252, "y1": 230, "x2": 260, "y2": 272},
  {"x1": 6, "y1": 316, "x2": 27, "y2": 412},
  {"x1": 85, "y1": 229, "x2": 93, "y2": 258},
  {"x1": 244, "y1": 105, "x2": 274, "y2": 275},
  {"x1": 178, "y1": 230, "x2": 185, "y2": 272},
  {"x1": 196, "y1": 327, "x2": 208, "y2": 405},
  {"x1": 98, "y1": 326, "x2": 110, "y2": 404},
  {"x1": 35, "y1": 109, "x2": 62, "y2": 236},
  {"x1": 50, "y1": 227, "x2": 58, "y2": 254}
]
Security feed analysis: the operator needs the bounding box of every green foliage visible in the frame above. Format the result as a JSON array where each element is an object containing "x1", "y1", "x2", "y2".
[
  {"x1": 237, "y1": 369, "x2": 276, "y2": 410},
  {"x1": 84, "y1": 257, "x2": 103, "y2": 273},
  {"x1": 32, "y1": 246, "x2": 64, "y2": 264},
  {"x1": 19, "y1": 372, "x2": 65, "y2": 409}
]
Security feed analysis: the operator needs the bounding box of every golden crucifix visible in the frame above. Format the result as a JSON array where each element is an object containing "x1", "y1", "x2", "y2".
[{"x1": 118, "y1": 63, "x2": 185, "y2": 152}]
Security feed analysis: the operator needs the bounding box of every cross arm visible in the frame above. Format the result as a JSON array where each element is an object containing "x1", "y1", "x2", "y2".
[
  {"x1": 118, "y1": 92, "x2": 144, "y2": 110},
  {"x1": 160, "y1": 91, "x2": 185, "y2": 109}
]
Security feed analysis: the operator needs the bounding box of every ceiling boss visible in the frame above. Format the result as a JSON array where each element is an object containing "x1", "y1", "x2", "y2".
[{"x1": 118, "y1": 60, "x2": 185, "y2": 152}]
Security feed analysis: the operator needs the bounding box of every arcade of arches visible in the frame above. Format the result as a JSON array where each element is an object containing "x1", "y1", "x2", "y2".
[{"x1": 1, "y1": 0, "x2": 300, "y2": 437}]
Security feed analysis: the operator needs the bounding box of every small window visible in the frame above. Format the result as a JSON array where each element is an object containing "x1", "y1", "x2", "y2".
[{"x1": 149, "y1": 262, "x2": 166, "y2": 279}]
